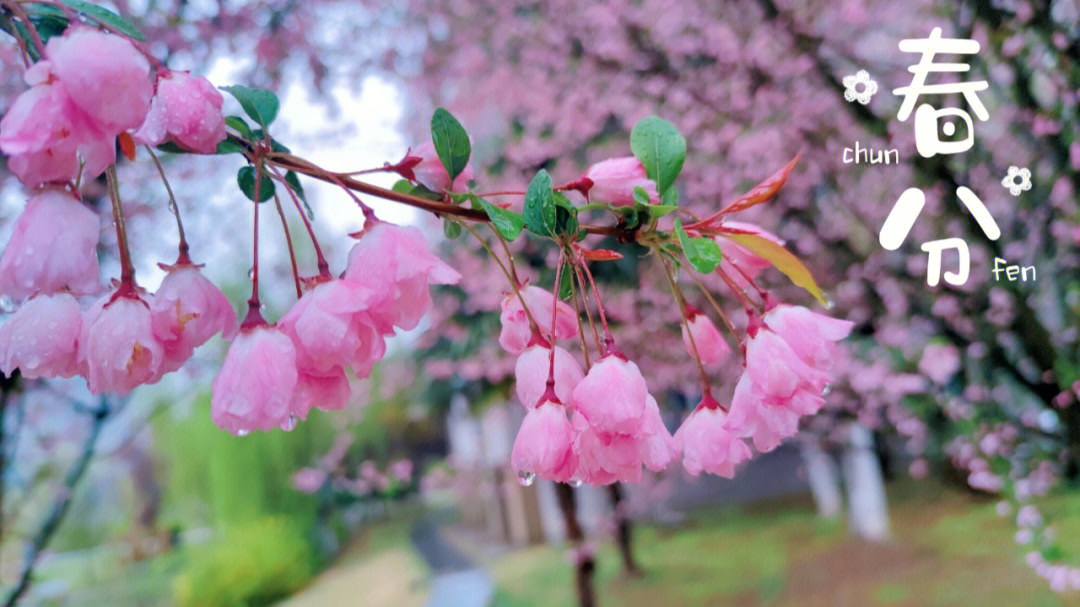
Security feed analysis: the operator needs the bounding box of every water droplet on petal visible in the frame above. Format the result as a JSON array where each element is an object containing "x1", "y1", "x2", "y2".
[
  {"x1": 569, "y1": 478, "x2": 583, "y2": 488},
  {"x1": 824, "y1": 295, "x2": 835, "y2": 310},
  {"x1": 821, "y1": 383, "x2": 832, "y2": 396},
  {"x1": 237, "y1": 429, "x2": 250, "y2": 437},
  {"x1": 516, "y1": 470, "x2": 536, "y2": 486}
]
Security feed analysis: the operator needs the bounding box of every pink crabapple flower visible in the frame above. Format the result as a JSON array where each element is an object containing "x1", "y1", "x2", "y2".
[
  {"x1": 0, "y1": 74, "x2": 114, "y2": 187},
  {"x1": 681, "y1": 306, "x2": 730, "y2": 366},
  {"x1": 150, "y1": 264, "x2": 238, "y2": 372},
  {"x1": 0, "y1": 189, "x2": 100, "y2": 300},
  {"x1": 292, "y1": 467, "x2": 327, "y2": 494},
  {"x1": 46, "y1": 27, "x2": 153, "y2": 133},
  {"x1": 744, "y1": 320, "x2": 830, "y2": 400},
  {"x1": 582, "y1": 157, "x2": 658, "y2": 206},
  {"x1": 638, "y1": 395, "x2": 677, "y2": 472},
  {"x1": 510, "y1": 399, "x2": 577, "y2": 483},
  {"x1": 211, "y1": 325, "x2": 298, "y2": 435},
  {"x1": 514, "y1": 344, "x2": 584, "y2": 408},
  {"x1": 78, "y1": 293, "x2": 165, "y2": 395},
  {"x1": 292, "y1": 367, "x2": 351, "y2": 418},
  {"x1": 763, "y1": 302, "x2": 854, "y2": 372},
  {"x1": 134, "y1": 70, "x2": 226, "y2": 154},
  {"x1": 409, "y1": 141, "x2": 474, "y2": 192},
  {"x1": 674, "y1": 396, "x2": 753, "y2": 477},
  {"x1": 917, "y1": 342, "x2": 962, "y2": 385},
  {"x1": 343, "y1": 222, "x2": 461, "y2": 333},
  {"x1": 571, "y1": 412, "x2": 645, "y2": 485},
  {"x1": 0, "y1": 292, "x2": 83, "y2": 379},
  {"x1": 498, "y1": 285, "x2": 578, "y2": 354},
  {"x1": 726, "y1": 372, "x2": 819, "y2": 453},
  {"x1": 715, "y1": 222, "x2": 784, "y2": 279},
  {"x1": 278, "y1": 279, "x2": 385, "y2": 378},
  {"x1": 570, "y1": 353, "x2": 649, "y2": 436}
]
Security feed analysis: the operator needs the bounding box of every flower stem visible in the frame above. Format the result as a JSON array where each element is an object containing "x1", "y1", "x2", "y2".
[
  {"x1": 575, "y1": 251, "x2": 615, "y2": 353},
  {"x1": 145, "y1": 146, "x2": 190, "y2": 264},
  {"x1": 659, "y1": 255, "x2": 711, "y2": 391},
  {"x1": 272, "y1": 192, "x2": 302, "y2": 298},
  {"x1": 105, "y1": 167, "x2": 136, "y2": 287},
  {"x1": 267, "y1": 166, "x2": 329, "y2": 276}
]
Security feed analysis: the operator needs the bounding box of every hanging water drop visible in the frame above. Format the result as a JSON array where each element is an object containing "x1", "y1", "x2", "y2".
[
  {"x1": 516, "y1": 470, "x2": 536, "y2": 487},
  {"x1": 247, "y1": 267, "x2": 255, "y2": 280},
  {"x1": 0, "y1": 296, "x2": 15, "y2": 314},
  {"x1": 821, "y1": 383, "x2": 832, "y2": 396},
  {"x1": 237, "y1": 429, "x2": 250, "y2": 437},
  {"x1": 569, "y1": 478, "x2": 583, "y2": 488},
  {"x1": 824, "y1": 294, "x2": 835, "y2": 310}
]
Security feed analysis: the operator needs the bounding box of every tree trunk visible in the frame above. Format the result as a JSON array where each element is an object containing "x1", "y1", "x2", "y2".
[
  {"x1": 555, "y1": 483, "x2": 596, "y2": 607},
  {"x1": 800, "y1": 435, "x2": 842, "y2": 518},
  {"x1": 842, "y1": 422, "x2": 890, "y2": 540},
  {"x1": 607, "y1": 483, "x2": 642, "y2": 576}
]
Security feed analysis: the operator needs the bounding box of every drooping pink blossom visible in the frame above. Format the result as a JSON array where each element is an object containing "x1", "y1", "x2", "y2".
[
  {"x1": 343, "y1": 222, "x2": 461, "y2": 332},
  {"x1": 211, "y1": 325, "x2": 297, "y2": 435},
  {"x1": 78, "y1": 293, "x2": 165, "y2": 395},
  {"x1": 47, "y1": 27, "x2": 153, "y2": 133},
  {"x1": 0, "y1": 189, "x2": 100, "y2": 300},
  {"x1": 726, "y1": 372, "x2": 821, "y2": 452},
  {"x1": 571, "y1": 412, "x2": 644, "y2": 485},
  {"x1": 510, "y1": 399, "x2": 576, "y2": 483},
  {"x1": 745, "y1": 321, "x2": 830, "y2": 399},
  {"x1": 410, "y1": 141, "x2": 474, "y2": 192},
  {"x1": 150, "y1": 264, "x2": 238, "y2": 372},
  {"x1": 292, "y1": 368, "x2": 351, "y2": 419},
  {"x1": 278, "y1": 279, "x2": 385, "y2": 378},
  {"x1": 0, "y1": 293, "x2": 82, "y2": 379},
  {"x1": 514, "y1": 344, "x2": 584, "y2": 408},
  {"x1": 570, "y1": 353, "x2": 649, "y2": 436},
  {"x1": 134, "y1": 70, "x2": 226, "y2": 154},
  {"x1": 715, "y1": 221, "x2": 784, "y2": 279},
  {"x1": 763, "y1": 302, "x2": 854, "y2": 372},
  {"x1": 498, "y1": 285, "x2": 578, "y2": 354},
  {"x1": 638, "y1": 395, "x2": 677, "y2": 471},
  {"x1": 0, "y1": 74, "x2": 114, "y2": 186},
  {"x1": 582, "y1": 157, "x2": 657, "y2": 206},
  {"x1": 674, "y1": 396, "x2": 752, "y2": 477},
  {"x1": 681, "y1": 307, "x2": 730, "y2": 366}
]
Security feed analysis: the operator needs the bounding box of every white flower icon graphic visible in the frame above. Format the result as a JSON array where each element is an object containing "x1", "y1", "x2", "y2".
[
  {"x1": 1001, "y1": 166, "x2": 1032, "y2": 197},
  {"x1": 842, "y1": 70, "x2": 878, "y2": 105}
]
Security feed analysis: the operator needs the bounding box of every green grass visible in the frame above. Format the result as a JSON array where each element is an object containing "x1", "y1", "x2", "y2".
[{"x1": 487, "y1": 480, "x2": 1080, "y2": 607}]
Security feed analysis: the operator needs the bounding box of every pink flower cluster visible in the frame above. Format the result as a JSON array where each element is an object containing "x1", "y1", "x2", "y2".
[
  {"x1": 0, "y1": 27, "x2": 224, "y2": 188},
  {"x1": 210, "y1": 222, "x2": 461, "y2": 435},
  {"x1": 504, "y1": 283, "x2": 853, "y2": 485},
  {"x1": 0, "y1": 190, "x2": 237, "y2": 393}
]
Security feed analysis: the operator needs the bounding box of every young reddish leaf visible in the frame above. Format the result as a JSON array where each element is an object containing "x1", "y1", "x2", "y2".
[
  {"x1": 118, "y1": 132, "x2": 136, "y2": 161},
  {"x1": 718, "y1": 153, "x2": 801, "y2": 216},
  {"x1": 583, "y1": 249, "x2": 623, "y2": 261},
  {"x1": 722, "y1": 232, "x2": 827, "y2": 306}
]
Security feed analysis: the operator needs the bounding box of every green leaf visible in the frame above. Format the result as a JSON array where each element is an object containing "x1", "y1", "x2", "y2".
[
  {"x1": 674, "y1": 219, "x2": 723, "y2": 274},
  {"x1": 662, "y1": 186, "x2": 679, "y2": 206},
  {"x1": 443, "y1": 219, "x2": 463, "y2": 239},
  {"x1": 222, "y1": 85, "x2": 280, "y2": 128},
  {"x1": 632, "y1": 186, "x2": 651, "y2": 207},
  {"x1": 237, "y1": 166, "x2": 274, "y2": 202},
  {"x1": 647, "y1": 204, "x2": 678, "y2": 219},
  {"x1": 619, "y1": 206, "x2": 640, "y2": 230},
  {"x1": 722, "y1": 232, "x2": 828, "y2": 306},
  {"x1": 553, "y1": 192, "x2": 579, "y2": 236},
  {"x1": 523, "y1": 170, "x2": 557, "y2": 237},
  {"x1": 430, "y1": 108, "x2": 471, "y2": 182},
  {"x1": 225, "y1": 116, "x2": 253, "y2": 139},
  {"x1": 284, "y1": 171, "x2": 313, "y2": 218},
  {"x1": 558, "y1": 261, "x2": 574, "y2": 301},
  {"x1": 630, "y1": 116, "x2": 686, "y2": 195},
  {"x1": 61, "y1": 0, "x2": 146, "y2": 40},
  {"x1": 391, "y1": 179, "x2": 415, "y2": 194},
  {"x1": 474, "y1": 197, "x2": 524, "y2": 241},
  {"x1": 215, "y1": 139, "x2": 245, "y2": 155}
]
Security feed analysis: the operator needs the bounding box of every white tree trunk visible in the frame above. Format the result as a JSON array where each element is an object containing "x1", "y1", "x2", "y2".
[
  {"x1": 842, "y1": 422, "x2": 891, "y2": 540},
  {"x1": 800, "y1": 435, "x2": 842, "y2": 518}
]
